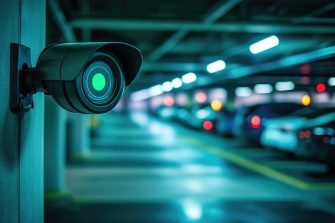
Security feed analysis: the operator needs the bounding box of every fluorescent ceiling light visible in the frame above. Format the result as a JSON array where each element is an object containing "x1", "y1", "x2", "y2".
[
  {"x1": 249, "y1": 35, "x2": 279, "y2": 54},
  {"x1": 254, "y1": 84, "x2": 273, "y2": 94},
  {"x1": 206, "y1": 60, "x2": 226, "y2": 73},
  {"x1": 130, "y1": 89, "x2": 149, "y2": 101},
  {"x1": 275, "y1": 81, "x2": 295, "y2": 91},
  {"x1": 147, "y1": 85, "x2": 163, "y2": 97},
  {"x1": 235, "y1": 87, "x2": 252, "y2": 97},
  {"x1": 172, "y1": 78, "x2": 182, "y2": 88},
  {"x1": 161, "y1": 81, "x2": 173, "y2": 92},
  {"x1": 182, "y1": 72, "x2": 197, "y2": 84},
  {"x1": 328, "y1": 77, "x2": 335, "y2": 86}
]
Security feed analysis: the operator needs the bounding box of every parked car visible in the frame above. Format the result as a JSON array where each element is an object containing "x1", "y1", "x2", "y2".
[
  {"x1": 261, "y1": 108, "x2": 335, "y2": 153},
  {"x1": 154, "y1": 105, "x2": 175, "y2": 119},
  {"x1": 296, "y1": 117, "x2": 335, "y2": 171},
  {"x1": 216, "y1": 108, "x2": 236, "y2": 137},
  {"x1": 174, "y1": 106, "x2": 192, "y2": 125},
  {"x1": 233, "y1": 103, "x2": 305, "y2": 143},
  {"x1": 188, "y1": 103, "x2": 218, "y2": 130},
  {"x1": 154, "y1": 105, "x2": 191, "y2": 124}
]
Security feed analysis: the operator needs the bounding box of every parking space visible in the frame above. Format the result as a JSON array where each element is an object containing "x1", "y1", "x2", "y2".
[{"x1": 45, "y1": 112, "x2": 335, "y2": 223}]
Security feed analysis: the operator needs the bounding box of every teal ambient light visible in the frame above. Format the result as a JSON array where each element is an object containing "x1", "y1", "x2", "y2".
[{"x1": 92, "y1": 73, "x2": 106, "y2": 91}]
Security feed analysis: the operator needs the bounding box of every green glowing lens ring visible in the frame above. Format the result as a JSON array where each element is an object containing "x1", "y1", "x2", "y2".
[
  {"x1": 82, "y1": 61, "x2": 114, "y2": 105},
  {"x1": 70, "y1": 52, "x2": 125, "y2": 113}
]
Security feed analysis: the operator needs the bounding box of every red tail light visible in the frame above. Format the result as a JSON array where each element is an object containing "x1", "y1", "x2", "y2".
[
  {"x1": 251, "y1": 115, "x2": 261, "y2": 129},
  {"x1": 203, "y1": 120, "x2": 213, "y2": 131},
  {"x1": 299, "y1": 130, "x2": 311, "y2": 139}
]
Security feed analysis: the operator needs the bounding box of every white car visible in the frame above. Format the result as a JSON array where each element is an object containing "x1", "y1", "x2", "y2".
[
  {"x1": 260, "y1": 108, "x2": 335, "y2": 153},
  {"x1": 188, "y1": 104, "x2": 218, "y2": 129}
]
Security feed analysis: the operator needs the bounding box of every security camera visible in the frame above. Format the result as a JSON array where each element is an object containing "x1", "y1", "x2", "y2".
[{"x1": 10, "y1": 42, "x2": 142, "y2": 114}]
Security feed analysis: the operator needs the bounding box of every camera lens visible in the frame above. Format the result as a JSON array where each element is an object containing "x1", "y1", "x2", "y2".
[{"x1": 82, "y1": 61, "x2": 115, "y2": 105}]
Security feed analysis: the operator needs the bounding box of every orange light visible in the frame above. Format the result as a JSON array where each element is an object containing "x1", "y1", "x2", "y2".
[
  {"x1": 316, "y1": 83, "x2": 326, "y2": 93},
  {"x1": 195, "y1": 92, "x2": 207, "y2": 103},
  {"x1": 203, "y1": 121, "x2": 213, "y2": 131},
  {"x1": 164, "y1": 96, "x2": 174, "y2": 107},
  {"x1": 211, "y1": 99, "x2": 222, "y2": 111},
  {"x1": 251, "y1": 115, "x2": 261, "y2": 129},
  {"x1": 301, "y1": 94, "x2": 311, "y2": 106}
]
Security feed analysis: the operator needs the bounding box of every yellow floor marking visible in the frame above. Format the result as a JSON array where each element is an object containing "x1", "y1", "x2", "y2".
[
  {"x1": 182, "y1": 137, "x2": 335, "y2": 190},
  {"x1": 45, "y1": 190, "x2": 71, "y2": 201}
]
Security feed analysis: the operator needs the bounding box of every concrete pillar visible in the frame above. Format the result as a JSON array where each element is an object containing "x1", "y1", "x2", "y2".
[
  {"x1": 44, "y1": 97, "x2": 67, "y2": 195},
  {"x1": 67, "y1": 114, "x2": 91, "y2": 160},
  {"x1": 0, "y1": 0, "x2": 45, "y2": 222},
  {"x1": 226, "y1": 87, "x2": 236, "y2": 109}
]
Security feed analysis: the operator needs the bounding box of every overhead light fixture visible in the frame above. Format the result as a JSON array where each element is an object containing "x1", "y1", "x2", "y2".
[
  {"x1": 147, "y1": 85, "x2": 163, "y2": 97},
  {"x1": 275, "y1": 81, "x2": 295, "y2": 91},
  {"x1": 235, "y1": 87, "x2": 252, "y2": 97},
  {"x1": 249, "y1": 35, "x2": 279, "y2": 54},
  {"x1": 206, "y1": 60, "x2": 226, "y2": 73},
  {"x1": 254, "y1": 84, "x2": 273, "y2": 94},
  {"x1": 328, "y1": 77, "x2": 335, "y2": 86},
  {"x1": 130, "y1": 89, "x2": 150, "y2": 101},
  {"x1": 182, "y1": 72, "x2": 197, "y2": 84},
  {"x1": 172, "y1": 78, "x2": 182, "y2": 88},
  {"x1": 161, "y1": 81, "x2": 173, "y2": 92}
]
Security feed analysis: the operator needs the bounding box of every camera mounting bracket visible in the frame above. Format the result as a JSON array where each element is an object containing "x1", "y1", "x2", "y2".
[{"x1": 10, "y1": 43, "x2": 34, "y2": 113}]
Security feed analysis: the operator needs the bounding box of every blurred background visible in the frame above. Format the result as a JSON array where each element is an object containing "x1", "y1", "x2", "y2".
[{"x1": 45, "y1": 0, "x2": 335, "y2": 222}]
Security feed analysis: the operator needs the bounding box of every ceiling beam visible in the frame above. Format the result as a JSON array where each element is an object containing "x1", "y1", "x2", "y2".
[
  {"x1": 80, "y1": 0, "x2": 91, "y2": 41},
  {"x1": 141, "y1": 62, "x2": 206, "y2": 72},
  {"x1": 146, "y1": 0, "x2": 243, "y2": 62},
  {"x1": 48, "y1": 0, "x2": 77, "y2": 42},
  {"x1": 304, "y1": 1, "x2": 335, "y2": 18},
  {"x1": 70, "y1": 18, "x2": 335, "y2": 34},
  {"x1": 197, "y1": 45, "x2": 335, "y2": 87}
]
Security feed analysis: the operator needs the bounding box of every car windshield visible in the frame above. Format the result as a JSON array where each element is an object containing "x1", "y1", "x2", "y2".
[
  {"x1": 288, "y1": 107, "x2": 318, "y2": 116},
  {"x1": 248, "y1": 103, "x2": 303, "y2": 116},
  {"x1": 306, "y1": 108, "x2": 335, "y2": 119}
]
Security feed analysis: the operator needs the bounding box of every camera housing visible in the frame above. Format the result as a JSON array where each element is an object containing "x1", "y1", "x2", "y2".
[{"x1": 10, "y1": 42, "x2": 142, "y2": 114}]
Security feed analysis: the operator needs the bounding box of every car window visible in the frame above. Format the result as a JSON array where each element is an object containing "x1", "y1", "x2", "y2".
[
  {"x1": 305, "y1": 112, "x2": 335, "y2": 128},
  {"x1": 307, "y1": 108, "x2": 335, "y2": 119},
  {"x1": 254, "y1": 103, "x2": 303, "y2": 116},
  {"x1": 288, "y1": 107, "x2": 318, "y2": 116}
]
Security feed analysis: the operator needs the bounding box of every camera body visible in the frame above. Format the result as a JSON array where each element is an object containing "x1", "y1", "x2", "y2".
[{"x1": 11, "y1": 42, "x2": 142, "y2": 114}]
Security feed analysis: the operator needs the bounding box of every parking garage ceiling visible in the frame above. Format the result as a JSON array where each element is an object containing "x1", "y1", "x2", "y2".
[{"x1": 47, "y1": 0, "x2": 335, "y2": 92}]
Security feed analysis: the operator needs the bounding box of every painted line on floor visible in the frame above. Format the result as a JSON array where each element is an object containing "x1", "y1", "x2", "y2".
[
  {"x1": 181, "y1": 137, "x2": 335, "y2": 190},
  {"x1": 45, "y1": 190, "x2": 71, "y2": 201}
]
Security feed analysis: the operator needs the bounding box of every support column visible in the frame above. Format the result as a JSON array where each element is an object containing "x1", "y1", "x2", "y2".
[
  {"x1": 67, "y1": 114, "x2": 91, "y2": 160},
  {"x1": 44, "y1": 96, "x2": 67, "y2": 198},
  {"x1": 0, "y1": 0, "x2": 45, "y2": 222},
  {"x1": 226, "y1": 87, "x2": 236, "y2": 109}
]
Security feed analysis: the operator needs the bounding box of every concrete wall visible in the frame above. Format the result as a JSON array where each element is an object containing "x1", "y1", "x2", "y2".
[{"x1": 0, "y1": 0, "x2": 45, "y2": 222}]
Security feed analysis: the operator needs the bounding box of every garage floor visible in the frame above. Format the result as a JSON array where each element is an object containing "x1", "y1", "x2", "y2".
[{"x1": 45, "y1": 112, "x2": 335, "y2": 223}]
